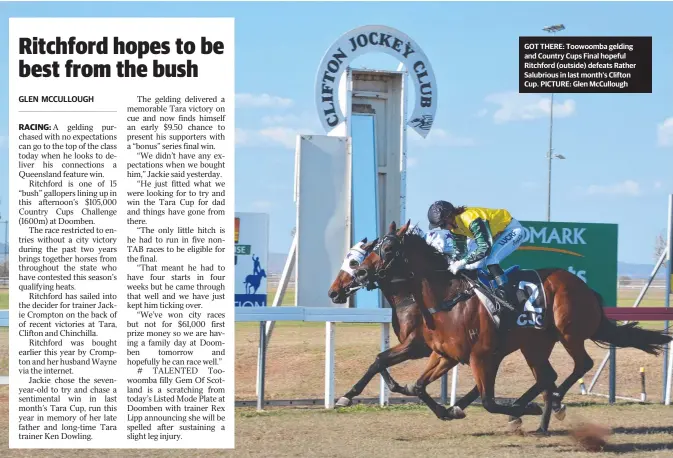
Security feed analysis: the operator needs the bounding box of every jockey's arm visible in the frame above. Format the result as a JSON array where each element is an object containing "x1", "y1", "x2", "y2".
[
  {"x1": 424, "y1": 229, "x2": 458, "y2": 259},
  {"x1": 452, "y1": 234, "x2": 468, "y2": 261},
  {"x1": 460, "y1": 218, "x2": 494, "y2": 265}
]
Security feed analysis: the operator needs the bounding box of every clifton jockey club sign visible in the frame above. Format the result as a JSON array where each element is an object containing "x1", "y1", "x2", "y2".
[{"x1": 315, "y1": 25, "x2": 437, "y2": 138}]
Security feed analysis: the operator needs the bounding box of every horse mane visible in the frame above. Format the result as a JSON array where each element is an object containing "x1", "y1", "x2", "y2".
[
  {"x1": 400, "y1": 229, "x2": 473, "y2": 294},
  {"x1": 401, "y1": 230, "x2": 449, "y2": 270}
]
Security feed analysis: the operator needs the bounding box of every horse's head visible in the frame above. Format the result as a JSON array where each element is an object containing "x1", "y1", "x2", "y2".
[
  {"x1": 327, "y1": 237, "x2": 378, "y2": 304},
  {"x1": 356, "y1": 219, "x2": 453, "y2": 288},
  {"x1": 355, "y1": 221, "x2": 414, "y2": 287},
  {"x1": 260, "y1": 269, "x2": 267, "y2": 278}
]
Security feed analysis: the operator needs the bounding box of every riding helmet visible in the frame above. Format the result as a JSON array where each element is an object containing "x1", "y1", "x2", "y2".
[{"x1": 427, "y1": 200, "x2": 455, "y2": 229}]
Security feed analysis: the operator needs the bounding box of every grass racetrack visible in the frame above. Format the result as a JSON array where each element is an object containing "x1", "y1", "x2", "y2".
[
  {"x1": 0, "y1": 289, "x2": 8, "y2": 310},
  {"x1": 1, "y1": 385, "x2": 672, "y2": 456},
  {"x1": 1, "y1": 286, "x2": 672, "y2": 456}
]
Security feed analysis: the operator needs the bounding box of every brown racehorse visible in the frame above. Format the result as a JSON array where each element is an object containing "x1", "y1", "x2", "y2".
[
  {"x1": 354, "y1": 221, "x2": 672, "y2": 431},
  {"x1": 328, "y1": 238, "x2": 565, "y2": 432}
]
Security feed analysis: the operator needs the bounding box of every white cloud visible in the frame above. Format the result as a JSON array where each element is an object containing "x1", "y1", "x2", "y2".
[
  {"x1": 406, "y1": 157, "x2": 419, "y2": 168},
  {"x1": 484, "y1": 91, "x2": 576, "y2": 124},
  {"x1": 236, "y1": 93, "x2": 294, "y2": 109},
  {"x1": 409, "y1": 127, "x2": 475, "y2": 148},
  {"x1": 475, "y1": 108, "x2": 488, "y2": 118},
  {"x1": 586, "y1": 180, "x2": 641, "y2": 196},
  {"x1": 657, "y1": 117, "x2": 673, "y2": 147},
  {"x1": 654, "y1": 181, "x2": 663, "y2": 190}
]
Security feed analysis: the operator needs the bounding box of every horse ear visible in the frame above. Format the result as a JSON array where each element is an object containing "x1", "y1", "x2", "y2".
[
  {"x1": 360, "y1": 237, "x2": 367, "y2": 244},
  {"x1": 364, "y1": 237, "x2": 379, "y2": 250},
  {"x1": 389, "y1": 221, "x2": 397, "y2": 233},
  {"x1": 398, "y1": 220, "x2": 411, "y2": 235}
]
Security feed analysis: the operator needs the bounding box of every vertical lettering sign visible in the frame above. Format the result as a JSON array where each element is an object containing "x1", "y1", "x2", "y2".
[
  {"x1": 234, "y1": 217, "x2": 240, "y2": 265},
  {"x1": 502, "y1": 221, "x2": 618, "y2": 307},
  {"x1": 315, "y1": 25, "x2": 437, "y2": 138},
  {"x1": 234, "y1": 212, "x2": 269, "y2": 307}
]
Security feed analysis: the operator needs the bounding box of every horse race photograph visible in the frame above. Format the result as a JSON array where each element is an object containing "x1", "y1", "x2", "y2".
[{"x1": 2, "y1": 0, "x2": 673, "y2": 457}]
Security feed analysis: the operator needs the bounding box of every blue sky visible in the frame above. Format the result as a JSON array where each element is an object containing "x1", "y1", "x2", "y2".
[{"x1": 1, "y1": 1, "x2": 672, "y2": 264}]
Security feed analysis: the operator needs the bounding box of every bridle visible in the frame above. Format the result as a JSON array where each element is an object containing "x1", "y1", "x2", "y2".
[
  {"x1": 335, "y1": 241, "x2": 376, "y2": 298},
  {"x1": 357, "y1": 232, "x2": 414, "y2": 290}
]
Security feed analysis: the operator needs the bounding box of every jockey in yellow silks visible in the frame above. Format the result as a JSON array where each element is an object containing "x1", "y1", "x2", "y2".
[{"x1": 423, "y1": 200, "x2": 525, "y2": 311}]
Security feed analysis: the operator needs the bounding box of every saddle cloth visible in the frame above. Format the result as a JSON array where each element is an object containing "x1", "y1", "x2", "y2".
[{"x1": 477, "y1": 265, "x2": 548, "y2": 330}]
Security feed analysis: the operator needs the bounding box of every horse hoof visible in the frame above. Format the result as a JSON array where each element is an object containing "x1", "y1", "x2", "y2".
[
  {"x1": 448, "y1": 406, "x2": 466, "y2": 419},
  {"x1": 335, "y1": 397, "x2": 352, "y2": 408},
  {"x1": 507, "y1": 417, "x2": 523, "y2": 432},
  {"x1": 553, "y1": 403, "x2": 567, "y2": 421},
  {"x1": 523, "y1": 402, "x2": 543, "y2": 416},
  {"x1": 532, "y1": 428, "x2": 550, "y2": 437}
]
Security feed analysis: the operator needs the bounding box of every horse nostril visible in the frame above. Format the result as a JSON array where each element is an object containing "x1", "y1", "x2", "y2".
[
  {"x1": 328, "y1": 289, "x2": 338, "y2": 299},
  {"x1": 356, "y1": 268, "x2": 368, "y2": 279}
]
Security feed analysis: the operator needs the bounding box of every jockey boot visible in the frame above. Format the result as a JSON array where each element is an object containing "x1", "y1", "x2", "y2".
[{"x1": 487, "y1": 264, "x2": 518, "y2": 312}]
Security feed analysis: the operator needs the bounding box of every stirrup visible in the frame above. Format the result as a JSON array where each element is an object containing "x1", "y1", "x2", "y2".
[{"x1": 492, "y1": 290, "x2": 516, "y2": 313}]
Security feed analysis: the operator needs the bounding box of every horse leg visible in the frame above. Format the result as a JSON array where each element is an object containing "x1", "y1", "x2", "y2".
[
  {"x1": 418, "y1": 356, "x2": 469, "y2": 419},
  {"x1": 515, "y1": 360, "x2": 558, "y2": 435},
  {"x1": 470, "y1": 353, "x2": 542, "y2": 419},
  {"x1": 508, "y1": 337, "x2": 558, "y2": 433},
  {"x1": 407, "y1": 352, "x2": 461, "y2": 420},
  {"x1": 552, "y1": 336, "x2": 594, "y2": 411},
  {"x1": 335, "y1": 340, "x2": 422, "y2": 407},
  {"x1": 452, "y1": 384, "x2": 480, "y2": 413}
]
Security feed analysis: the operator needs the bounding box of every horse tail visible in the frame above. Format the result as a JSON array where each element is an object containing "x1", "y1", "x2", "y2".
[{"x1": 590, "y1": 292, "x2": 671, "y2": 356}]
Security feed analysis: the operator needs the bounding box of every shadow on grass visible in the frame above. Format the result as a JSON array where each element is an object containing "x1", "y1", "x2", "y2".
[
  {"x1": 471, "y1": 430, "x2": 569, "y2": 438},
  {"x1": 603, "y1": 442, "x2": 673, "y2": 453},
  {"x1": 471, "y1": 424, "x2": 673, "y2": 439},
  {"x1": 610, "y1": 425, "x2": 673, "y2": 435}
]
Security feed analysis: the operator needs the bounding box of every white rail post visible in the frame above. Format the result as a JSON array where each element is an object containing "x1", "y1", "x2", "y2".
[
  {"x1": 255, "y1": 236, "x2": 297, "y2": 397},
  {"x1": 379, "y1": 323, "x2": 390, "y2": 406},
  {"x1": 666, "y1": 336, "x2": 673, "y2": 405},
  {"x1": 450, "y1": 366, "x2": 459, "y2": 406},
  {"x1": 256, "y1": 321, "x2": 267, "y2": 411},
  {"x1": 325, "y1": 322, "x2": 336, "y2": 409}
]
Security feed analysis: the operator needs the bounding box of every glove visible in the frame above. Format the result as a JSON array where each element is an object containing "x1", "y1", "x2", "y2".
[{"x1": 449, "y1": 259, "x2": 467, "y2": 275}]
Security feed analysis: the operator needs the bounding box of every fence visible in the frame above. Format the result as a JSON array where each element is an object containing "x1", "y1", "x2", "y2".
[
  {"x1": 618, "y1": 279, "x2": 667, "y2": 289},
  {"x1": 237, "y1": 305, "x2": 673, "y2": 411},
  {"x1": 0, "y1": 220, "x2": 7, "y2": 263},
  {"x1": 236, "y1": 307, "x2": 391, "y2": 410}
]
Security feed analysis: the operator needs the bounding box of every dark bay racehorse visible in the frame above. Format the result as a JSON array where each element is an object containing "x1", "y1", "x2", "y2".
[
  {"x1": 328, "y1": 238, "x2": 565, "y2": 432},
  {"x1": 355, "y1": 221, "x2": 671, "y2": 431}
]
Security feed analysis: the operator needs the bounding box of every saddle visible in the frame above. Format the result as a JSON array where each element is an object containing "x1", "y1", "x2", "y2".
[
  {"x1": 424, "y1": 266, "x2": 548, "y2": 331},
  {"x1": 475, "y1": 265, "x2": 548, "y2": 330}
]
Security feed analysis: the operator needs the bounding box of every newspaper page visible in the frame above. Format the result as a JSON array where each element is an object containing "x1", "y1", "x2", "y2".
[
  {"x1": 1, "y1": 1, "x2": 672, "y2": 457},
  {"x1": 8, "y1": 17, "x2": 235, "y2": 449}
]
